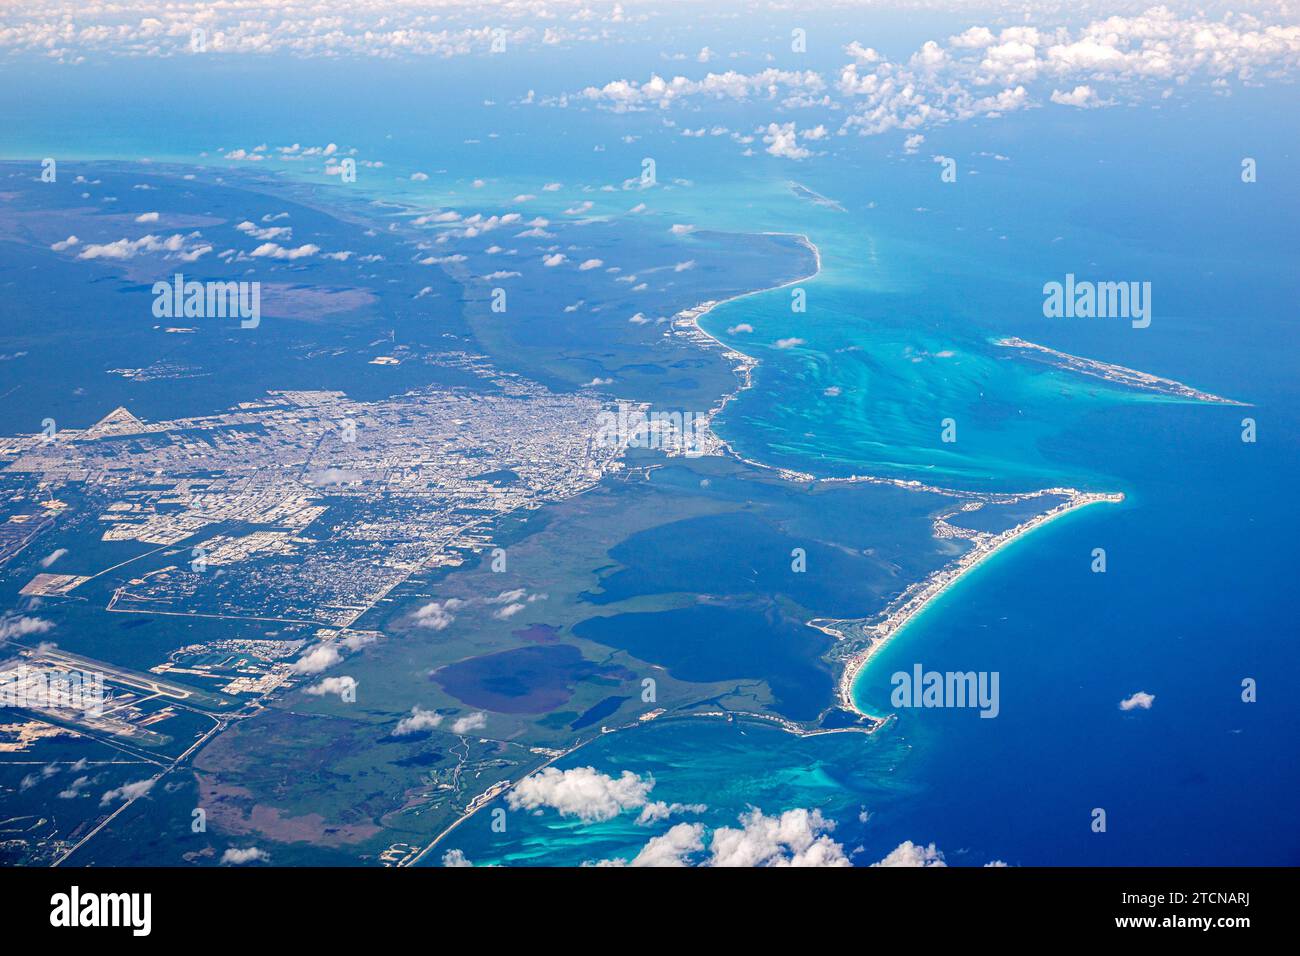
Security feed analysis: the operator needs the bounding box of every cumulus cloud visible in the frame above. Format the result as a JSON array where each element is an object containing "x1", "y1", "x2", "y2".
[
  {"x1": 222, "y1": 847, "x2": 270, "y2": 865},
  {"x1": 636, "y1": 800, "x2": 708, "y2": 826},
  {"x1": 450, "y1": 711, "x2": 487, "y2": 734},
  {"x1": 249, "y1": 242, "x2": 319, "y2": 260},
  {"x1": 412, "y1": 598, "x2": 464, "y2": 631},
  {"x1": 599, "y1": 807, "x2": 851, "y2": 867},
  {"x1": 1051, "y1": 84, "x2": 1107, "y2": 107},
  {"x1": 1119, "y1": 690, "x2": 1155, "y2": 711},
  {"x1": 100, "y1": 778, "x2": 155, "y2": 806},
  {"x1": 58, "y1": 776, "x2": 91, "y2": 799},
  {"x1": 618, "y1": 822, "x2": 706, "y2": 867},
  {"x1": 442, "y1": 849, "x2": 472, "y2": 867},
  {"x1": 393, "y1": 705, "x2": 444, "y2": 736},
  {"x1": 291, "y1": 643, "x2": 342, "y2": 674},
  {"x1": 304, "y1": 675, "x2": 357, "y2": 699},
  {"x1": 708, "y1": 808, "x2": 850, "y2": 867},
  {"x1": 236, "y1": 220, "x2": 292, "y2": 241},
  {"x1": 575, "y1": 68, "x2": 826, "y2": 111},
  {"x1": 77, "y1": 232, "x2": 210, "y2": 262},
  {"x1": 40, "y1": 548, "x2": 68, "y2": 568},
  {"x1": 0, "y1": 615, "x2": 54, "y2": 640},
  {"x1": 761, "y1": 121, "x2": 811, "y2": 160},
  {"x1": 507, "y1": 766, "x2": 655, "y2": 822},
  {"x1": 873, "y1": 840, "x2": 948, "y2": 867},
  {"x1": 834, "y1": 8, "x2": 1300, "y2": 138}
]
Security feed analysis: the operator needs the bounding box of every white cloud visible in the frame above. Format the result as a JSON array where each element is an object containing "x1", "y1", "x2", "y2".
[
  {"x1": 1051, "y1": 84, "x2": 1105, "y2": 107},
  {"x1": 708, "y1": 808, "x2": 850, "y2": 867},
  {"x1": 249, "y1": 242, "x2": 320, "y2": 260},
  {"x1": 304, "y1": 675, "x2": 357, "y2": 699},
  {"x1": 412, "y1": 598, "x2": 464, "y2": 630},
  {"x1": 134, "y1": 211, "x2": 159, "y2": 223},
  {"x1": 291, "y1": 643, "x2": 342, "y2": 674},
  {"x1": 77, "y1": 232, "x2": 209, "y2": 262},
  {"x1": 100, "y1": 778, "x2": 154, "y2": 806},
  {"x1": 623, "y1": 822, "x2": 706, "y2": 867},
  {"x1": 636, "y1": 800, "x2": 707, "y2": 826},
  {"x1": 0, "y1": 615, "x2": 54, "y2": 639},
  {"x1": 873, "y1": 840, "x2": 948, "y2": 867},
  {"x1": 761, "y1": 122, "x2": 811, "y2": 160},
  {"x1": 393, "y1": 705, "x2": 444, "y2": 736},
  {"x1": 57, "y1": 776, "x2": 91, "y2": 799},
  {"x1": 40, "y1": 548, "x2": 68, "y2": 568},
  {"x1": 507, "y1": 766, "x2": 655, "y2": 822},
  {"x1": 600, "y1": 807, "x2": 850, "y2": 867},
  {"x1": 873, "y1": 842, "x2": 946, "y2": 868},
  {"x1": 450, "y1": 711, "x2": 487, "y2": 734},
  {"x1": 575, "y1": 69, "x2": 826, "y2": 111},
  {"x1": 442, "y1": 849, "x2": 472, "y2": 867},
  {"x1": 236, "y1": 220, "x2": 292, "y2": 241},
  {"x1": 221, "y1": 847, "x2": 269, "y2": 865},
  {"x1": 1119, "y1": 690, "x2": 1155, "y2": 711},
  {"x1": 835, "y1": 8, "x2": 1300, "y2": 138}
]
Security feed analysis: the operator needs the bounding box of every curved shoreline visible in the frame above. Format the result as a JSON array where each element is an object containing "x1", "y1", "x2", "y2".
[
  {"x1": 672, "y1": 238, "x2": 1127, "y2": 723},
  {"x1": 827, "y1": 489, "x2": 1124, "y2": 718},
  {"x1": 407, "y1": 229, "x2": 1133, "y2": 865},
  {"x1": 671, "y1": 230, "x2": 820, "y2": 431}
]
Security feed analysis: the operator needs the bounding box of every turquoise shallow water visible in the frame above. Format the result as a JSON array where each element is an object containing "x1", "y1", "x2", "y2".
[
  {"x1": 3, "y1": 52, "x2": 1295, "y2": 866},
  {"x1": 442, "y1": 93, "x2": 1299, "y2": 866}
]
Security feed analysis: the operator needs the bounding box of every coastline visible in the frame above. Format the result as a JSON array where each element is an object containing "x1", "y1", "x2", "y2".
[
  {"x1": 996, "y1": 337, "x2": 1248, "y2": 406},
  {"x1": 670, "y1": 239, "x2": 1130, "y2": 722},
  {"x1": 409, "y1": 231, "x2": 1135, "y2": 865},
  {"x1": 670, "y1": 230, "x2": 821, "y2": 440},
  {"x1": 829, "y1": 489, "x2": 1125, "y2": 717},
  {"x1": 404, "y1": 704, "x2": 874, "y2": 867}
]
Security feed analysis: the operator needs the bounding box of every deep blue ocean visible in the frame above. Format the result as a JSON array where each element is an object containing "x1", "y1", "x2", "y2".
[{"x1": 3, "y1": 39, "x2": 1295, "y2": 865}]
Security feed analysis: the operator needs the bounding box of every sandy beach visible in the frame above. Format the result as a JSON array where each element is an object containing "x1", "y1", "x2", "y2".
[{"x1": 832, "y1": 489, "x2": 1125, "y2": 716}]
